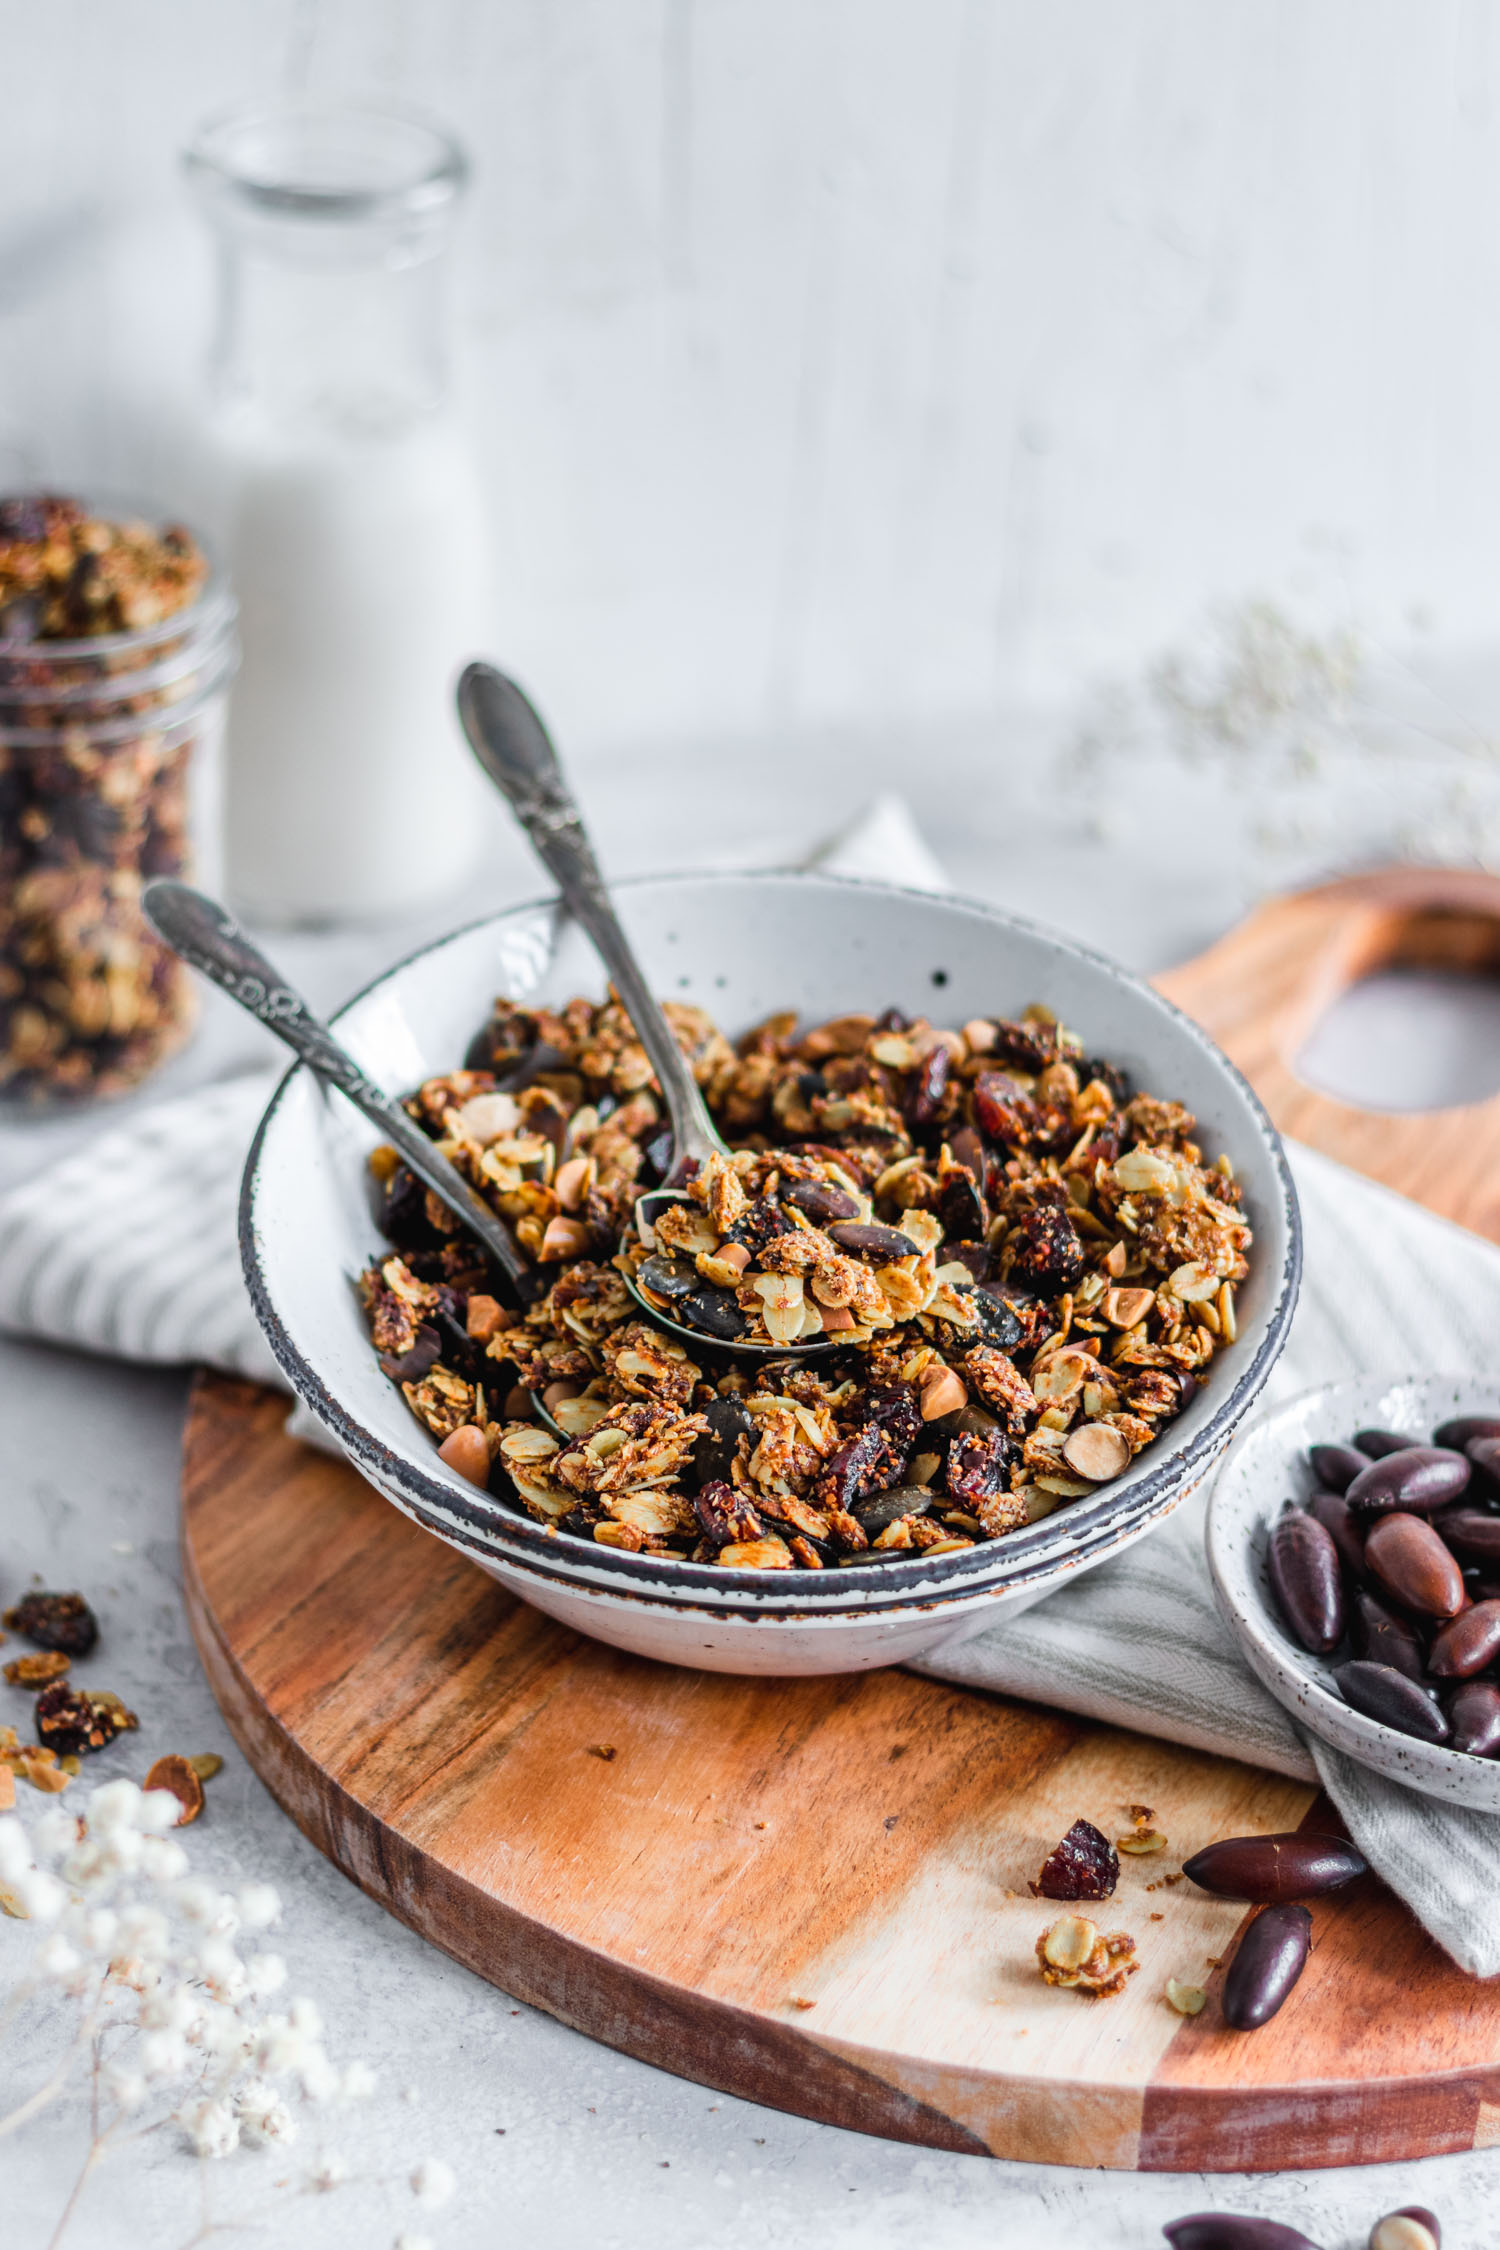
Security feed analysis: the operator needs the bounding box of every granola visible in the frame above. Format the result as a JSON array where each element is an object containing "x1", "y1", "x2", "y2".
[
  {"x1": 360, "y1": 995, "x2": 1253, "y2": 1569},
  {"x1": 0, "y1": 494, "x2": 217, "y2": 1107}
]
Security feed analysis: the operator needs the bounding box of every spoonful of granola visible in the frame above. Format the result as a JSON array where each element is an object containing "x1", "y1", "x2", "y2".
[{"x1": 456, "y1": 664, "x2": 978, "y2": 1357}]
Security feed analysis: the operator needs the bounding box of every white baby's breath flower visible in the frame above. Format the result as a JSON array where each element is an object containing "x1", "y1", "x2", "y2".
[
  {"x1": 170, "y1": 1878, "x2": 220, "y2": 1926},
  {"x1": 114, "y1": 1903, "x2": 168, "y2": 1958},
  {"x1": 69, "y1": 1905, "x2": 118, "y2": 1955},
  {"x1": 140, "y1": 1981, "x2": 199, "y2": 2035},
  {"x1": 88, "y1": 1778, "x2": 145, "y2": 1833},
  {"x1": 17, "y1": 1868, "x2": 66, "y2": 1922},
  {"x1": 95, "y1": 1827, "x2": 144, "y2": 1880},
  {"x1": 0, "y1": 1816, "x2": 31, "y2": 1882},
  {"x1": 103, "y1": 2065, "x2": 147, "y2": 2113},
  {"x1": 61, "y1": 1840, "x2": 107, "y2": 1890},
  {"x1": 246, "y1": 1951, "x2": 287, "y2": 1999},
  {"x1": 237, "y1": 1882, "x2": 281, "y2": 1930},
  {"x1": 140, "y1": 2028, "x2": 190, "y2": 2082},
  {"x1": 410, "y1": 2158, "x2": 457, "y2": 2210},
  {"x1": 197, "y1": 1936, "x2": 247, "y2": 2002},
  {"x1": 138, "y1": 1835, "x2": 188, "y2": 1884},
  {"x1": 311, "y1": 2151, "x2": 350, "y2": 2190},
  {"x1": 32, "y1": 1807, "x2": 82, "y2": 1860},
  {"x1": 340, "y1": 2059, "x2": 377, "y2": 2100},
  {"x1": 183, "y1": 2094, "x2": 240, "y2": 2160},
  {"x1": 299, "y1": 2043, "x2": 340, "y2": 2103},
  {"x1": 289, "y1": 1995, "x2": 324, "y2": 2042},
  {"x1": 35, "y1": 1934, "x2": 82, "y2": 1981},
  {"x1": 235, "y1": 2075, "x2": 298, "y2": 2146},
  {"x1": 136, "y1": 1787, "x2": 181, "y2": 1834}
]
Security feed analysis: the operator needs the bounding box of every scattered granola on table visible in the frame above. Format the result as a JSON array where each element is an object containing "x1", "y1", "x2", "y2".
[
  {"x1": 359, "y1": 994, "x2": 1254, "y2": 1569},
  {"x1": 1035, "y1": 1915, "x2": 1139, "y2": 1997}
]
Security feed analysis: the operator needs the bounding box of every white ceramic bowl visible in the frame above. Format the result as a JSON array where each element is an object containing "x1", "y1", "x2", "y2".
[
  {"x1": 242, "y1": 872, "x2": 1301, "y2": 1675},
  {"x1": 1207, "y1": 1371, "x2": 1500, "y2": 1812}
]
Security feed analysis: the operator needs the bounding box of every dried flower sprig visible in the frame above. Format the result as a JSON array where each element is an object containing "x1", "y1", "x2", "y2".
[{"x1": 0, "y1": 1779, "x2": 457, "y2": 2247}]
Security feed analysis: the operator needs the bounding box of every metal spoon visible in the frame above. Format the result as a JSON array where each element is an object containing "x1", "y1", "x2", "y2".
[
  {"x1": 456, "y1": 661, "x2": 830, "y2": 1358},
  {"x1": 141, "y1": 880, "x2": 535, "y2": 1299}
]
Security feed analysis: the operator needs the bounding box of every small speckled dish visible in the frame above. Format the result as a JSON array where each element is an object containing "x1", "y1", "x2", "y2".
[{"x1": 1207, "y1": 1371, "x2": 1500, "y2": 1812}]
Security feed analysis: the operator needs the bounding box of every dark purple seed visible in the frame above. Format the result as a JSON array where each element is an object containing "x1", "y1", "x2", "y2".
[
  {"x1": 1308, "y1": 1442, "x2": 1373, "y2": 1494},
  {"x1": 905, "y1": 1043, "x2": 951, "y2": 1127},
  {"x1": 1436, "y1": 1510, "x2": 1500, "y2": 1566},
  {"x1": 1434, "y1": 1415, "x2": 1500, "y2": 1453},
  {"x1": 949, "y1": 1124, "x2": 986, "y2": 1180},
  {"x1": 1469, "y1": 1435, "x2": 1500, "y2": 1484},
  {"x1": 638, "y1": 1253, "x2": 699, "y2": 1300},
  {"x1": 689, "y1": 1397, "x2": 754, "y2": 1490},
  {"x1": 874, "y1": 1006, "x2": 908, "y2": 1033},
  {"x1": 1307, "y1": 1490, "x2": 1367, "y2": 1583},
  {"x1": 1428, "y1": 1599, "x2": 1500, "y2": 1678},
  {"x1": 1349, "y1": 1589, "x2": 1427, "y2": 1682},
  {"x1": 782, "y1": 1180, "x2": 859, "y2": 1225},
  {"x1": 970, "y1": 1288, "x2": 1025, "y2": 1350},
  {"x1": 1162, "y1": 2218, "x2": 1324, "y2": 2250},
  {"x1": 826, "y1": 1221, "x2": 919, "y2": 1262},
  {"x1": 1221, "y1": 1903, "x2": 1313, "y2": 2031},
  {"x1": 680, "y1": 1286, "x2": 748, "y2": 1340},
  {"x1": 936, "y1": 1169, "x2": 986, "y2": 1240},
  {"x1": 944, "y1": 1240, "x2": 993, "y2": 1285},
  {"x1": 1364, "y1": 1512, "x2": 1466, "y2": 1618},
  {"x1": 378, "y1": 1323, "x2": 442, "y2": 1385},
  {"x1": 1180, "y1": 1832, "x2": 1366, "y2": 1902},
  {"x1": 852, "y1": 1484, "x2": 934, "y2": 1534},
  {"x1": 1266, "y1": 1510, "x2": 1344, "y2": 1655},
  {"x1": 1334, "y1": 1660, "x2": 1451, "y2": 1743},
  {"x1": 1345, "y1": 1446, "x2": 1471, "y2": 1517},
  {"x1": 1032, "y1": 1817, "x2": 1118, "y2": 1901},
  {"x1": 639, "y1": 1128, "x2": 675, "y2": 1184},
  {"x1": 1353, "y1": 1427, "x2": 1419, "y2": 1459},
  {"x1": 1448, "y1": 1681, "x2": 1500, "y2": 1758}
]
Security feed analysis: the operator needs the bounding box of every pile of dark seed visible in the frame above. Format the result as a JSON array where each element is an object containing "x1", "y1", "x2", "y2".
[{"x1": 1266, "y1": 1415, "x2": 1500, "y2": 1753}]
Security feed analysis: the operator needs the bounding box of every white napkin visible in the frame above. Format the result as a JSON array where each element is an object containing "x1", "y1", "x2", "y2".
[{"x1": 3, "y1": 803, "x2": 1500, "y2": 1972}]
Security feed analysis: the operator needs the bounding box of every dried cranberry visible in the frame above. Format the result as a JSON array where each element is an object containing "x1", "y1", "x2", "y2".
[
  {"x1": 972, "y1": 1072, "x2": 1039, "y2": 1149},
  {"x1": 378, "y1": 1323, "x2": 442, "y2": 1385},
  {"x1": 1007, "y1": 1206, "x2": 1086, "y2": 1293},
  {"x1": 694, "y1": 1480, "x2": 765, "y2": 1546},
  {"x1": 1032, "y1": 1818, "x2": 1119, "y2": 1901},
  {"x1": 817, "y1": 1422, "x2": 905, "y2": 1511},
  {"x1": 905, "y1": 1043, "x2": 951, "y2": 1128},
  {"x1": 946, "y1": 1426, "x2": 1011, "y2": 1505},
  {"x1": 381, "y1": 1164, "x2": 443, "y2": 1251},
  {"x1": 3, "y1": 1591, "x2": 98, "y2": 1658},
  {"x1": 863, "y1": 1382, "x2": 923, "y2": 1455}
]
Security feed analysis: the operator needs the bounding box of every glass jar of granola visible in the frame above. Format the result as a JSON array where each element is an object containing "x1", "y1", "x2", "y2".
[{"x1": 0, "y1": 494, "x2": 237, "y2": 1109}]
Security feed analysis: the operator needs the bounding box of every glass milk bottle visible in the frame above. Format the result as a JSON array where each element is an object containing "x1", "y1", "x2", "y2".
[{"x1": 185, "y1": 104, "x2": 494, "y2": 924}]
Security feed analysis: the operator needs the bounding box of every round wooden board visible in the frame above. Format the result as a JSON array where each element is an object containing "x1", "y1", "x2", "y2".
[
  {"x1": 181, "y1": 867, "x2": 1500, "y2": 2170},
  {"x1": 183, "y1": 1373, "x2": 1500, "y2": 2172}
]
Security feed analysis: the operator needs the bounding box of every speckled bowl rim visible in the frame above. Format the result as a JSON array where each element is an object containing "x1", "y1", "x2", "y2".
[
  {"x1": 1206, "y1": 1370, "x2": 1500, "y2": 1812},
  {"x1": 241, "y1": 868, "x2": 1302, "y2": 1618}
]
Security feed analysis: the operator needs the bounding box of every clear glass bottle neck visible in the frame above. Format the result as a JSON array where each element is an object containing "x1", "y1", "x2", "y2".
[{"x1": 207, "y1": 227, "x2": 453, "y2": 441}]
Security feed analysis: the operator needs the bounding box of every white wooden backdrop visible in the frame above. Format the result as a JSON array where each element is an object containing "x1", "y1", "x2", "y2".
[{"x1": 1, "y1": 0, "x2": 1498, "y2": 753}]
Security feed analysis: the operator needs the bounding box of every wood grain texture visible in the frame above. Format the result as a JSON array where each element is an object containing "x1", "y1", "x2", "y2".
[
  {"x1": 179, "y1": 866, "x2": 1500, "y2": 2168},
  {"x1": 1157, "y1": 866, "x2": 1500, "y2": 1243}
]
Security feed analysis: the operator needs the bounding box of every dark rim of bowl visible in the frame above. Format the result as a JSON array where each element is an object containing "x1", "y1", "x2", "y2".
[{"x1": 240, "y1": 868, "x2": 1303, "y2": 1613}]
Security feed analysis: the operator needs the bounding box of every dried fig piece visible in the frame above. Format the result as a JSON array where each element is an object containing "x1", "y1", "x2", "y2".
[
  {"x1": 3, "y1": 1592, "x2": 98, "y2": 1658},
  {"x1": 33, "y1": 1683, "x2": 137, "y2": 1757},
  {"x1": 1032, "y1": 1817, "x2": 1119, "y2": 1901}
]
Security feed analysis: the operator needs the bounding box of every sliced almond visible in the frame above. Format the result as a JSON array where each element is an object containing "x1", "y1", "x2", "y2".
[
  {"x1": 1061, "y1": 1422, "x2": 1133, "y2": 1482},
  {"x1": 1165, "y1": 1979, "x2": 1206, "y2": 2017},
  {"x1": 1042, "y1": 1915, "x2": 1098, "y2": 1972},
  {"x1": 145, "y1": 1755, "x2": 205, "y2": 1827},
  {"x1": 1168, "y1": 1259, "x2": 1221, "y2": 1303}
]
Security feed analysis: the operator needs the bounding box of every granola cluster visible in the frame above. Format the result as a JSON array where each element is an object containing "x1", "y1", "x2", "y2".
[
  {"x1": 360, "y1": 993, "x2": 1253, "y2": 1570},
  {"x1": 0, "y1": 495, "x2": 213, "y2": 1107}
]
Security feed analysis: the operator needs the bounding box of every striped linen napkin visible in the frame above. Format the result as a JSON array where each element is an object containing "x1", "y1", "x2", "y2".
[{"x1": 3, "y1": 807, "x2": 1500, "y2": 1970}]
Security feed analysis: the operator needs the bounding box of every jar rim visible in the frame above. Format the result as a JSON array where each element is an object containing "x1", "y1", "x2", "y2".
[
  {"x1": 184, "y1": 101, "x2": 468, "y2": 226},
  {"x1": 0, "y1": 496, "x2": 234, "y2": 665}
]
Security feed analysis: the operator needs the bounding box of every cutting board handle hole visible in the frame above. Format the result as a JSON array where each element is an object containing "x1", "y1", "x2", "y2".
[{"x1": 1294, "y1": 913, "x2": 1500, "y2": 1112}]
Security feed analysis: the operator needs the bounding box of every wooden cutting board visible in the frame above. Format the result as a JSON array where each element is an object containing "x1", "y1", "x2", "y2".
[{"x1": 180, "y1": 866, "x2": 1500, "y2": 2172}]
